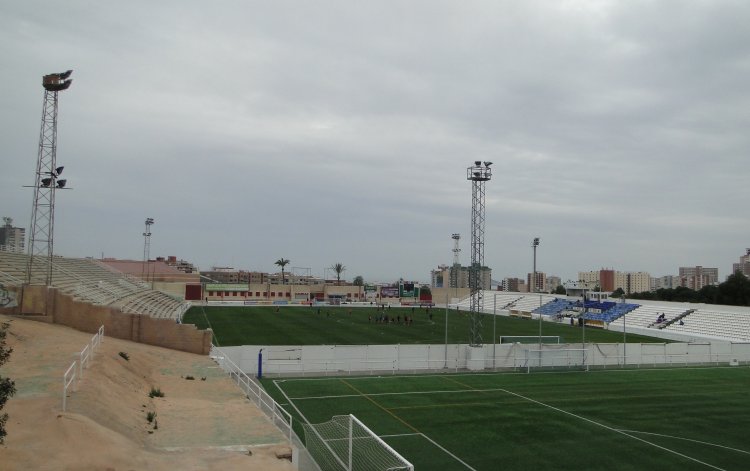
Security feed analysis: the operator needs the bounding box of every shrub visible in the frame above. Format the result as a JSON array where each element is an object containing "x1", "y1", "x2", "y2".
[
  {"x1": 146, "y1": 411, "x2": 156, "y2": 423},
  {"x1": 118, "y1": 352, "x2": 130, "y2": 361},
  {"x1": 1, "y1": 321, "x2": 17, "y2": 444},
  {"x1": 148, "y1": 387, "x2": 164, "y2": 398}
]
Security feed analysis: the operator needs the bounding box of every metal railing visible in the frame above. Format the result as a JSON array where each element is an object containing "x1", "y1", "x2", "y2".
[
  {"x1": 210, "y1": 345, "x2": 293, "y2": 441},
  {"x1": 62, "y1": 325, "x2": 104, "y2": 411}
]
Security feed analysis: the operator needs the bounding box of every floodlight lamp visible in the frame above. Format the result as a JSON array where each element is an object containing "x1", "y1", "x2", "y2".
[
  {"x1": 55, "y1": 166, "x2": 64, "y2": 176},
  {"x1": 474, "y1": 160, "x2": 481, "y2": 166},
  {"x1": 474, "y1": 172, "x2": 481, "y2": 178},
  {"x1": 43, "y1": 73, "x2": 73, "y2": 91},
  {"x1": 41, "y1": 177, "x2": 52, "y2": 187},
  {"x1": 533, "y1": 237, "x2": 539, "y2": 247},
  {"x1": 484, "y1": 161, "x2": 493, "y2": 167},
  {"x1": 56, "y1": 179, "x2": 67, "y2": 188},
  {"x1": 58, "y1": 70, "x2": 73, "y2": 80}
]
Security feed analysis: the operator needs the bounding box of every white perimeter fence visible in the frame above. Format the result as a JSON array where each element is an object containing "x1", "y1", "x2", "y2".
[
  {"x1": 62, "y1": 325, "x2": 104, "y2": 411},
  {"x1": 219, "y1": 341, "x2": 750, "y2": 377}
]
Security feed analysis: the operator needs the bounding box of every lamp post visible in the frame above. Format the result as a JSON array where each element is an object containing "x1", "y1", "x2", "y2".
[
  {"x1": 579, "y1": 280, "x2": 589, "y2": 362},
  {"x1": 142, "y1": 218, "x2": 154, "y2": 284},
  {"x1": 444, "y1": 290, "x2": 449, "y2": 369},
  {"x1": 622, "y1": 295, "x2": 627, "y2": 367},
  {"x1": 493, "y1": 293, "x2": 497, "y2": 370},
  {"x1": 533, "y1": 237, "x2": 540, "y2": 353}
]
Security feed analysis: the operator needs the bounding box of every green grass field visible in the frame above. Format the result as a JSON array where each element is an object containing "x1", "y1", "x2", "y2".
[
  {"x1": 183, "y1": 305, "x2": 661, "y2": 346},
  {"x1": 262, "y1": 367, "x2": 750, "y2": 470}
]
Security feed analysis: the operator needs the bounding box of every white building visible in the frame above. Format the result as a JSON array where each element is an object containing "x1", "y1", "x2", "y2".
[
  {"x1": 732, "y1": 249, "x2": 750, "y2": 278},
  {"x1": 679, "y1": 266, "x2": 719, "y2": 290}
]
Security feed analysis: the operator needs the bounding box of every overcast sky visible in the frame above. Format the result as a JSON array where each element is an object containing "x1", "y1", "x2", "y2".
[{"x1": 2, "y1": 1, "x2": 749, "y2": 284}]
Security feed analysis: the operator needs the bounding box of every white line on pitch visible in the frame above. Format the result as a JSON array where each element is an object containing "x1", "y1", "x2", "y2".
[
  {"x1": 617, "y1": 429, "x2": 750, "y2": 456},
  {"x1": 289, "y1": 387, "x2": 509, "y2": 400},
  {"x1": 500, "y1": 388, "x2": 727, "y2": 471},
  {"x1": 418, "y1": 433, "x2": 477, "y2": 471}
]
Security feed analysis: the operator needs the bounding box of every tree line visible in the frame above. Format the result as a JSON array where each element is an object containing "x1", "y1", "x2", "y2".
[{"x1": 620, "y1": 271, "x2": 750, "y2": 306}]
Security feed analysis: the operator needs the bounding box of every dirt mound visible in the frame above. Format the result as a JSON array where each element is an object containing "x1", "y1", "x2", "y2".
[{"x1": 0, "y1": 314, "x2": 295, "y2": 470}]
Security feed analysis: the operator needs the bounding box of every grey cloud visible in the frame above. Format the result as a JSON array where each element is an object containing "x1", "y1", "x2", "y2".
[{"x1": 1, "y1": 1, "x2": 749, "y2": 282}]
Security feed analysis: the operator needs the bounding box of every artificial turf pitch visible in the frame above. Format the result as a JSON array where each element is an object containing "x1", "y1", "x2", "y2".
[
  {"x1": 262, "y1": 367, "x2": 750, "y2": 470},
  {"x1": 185, "y1": 306, "x2": 748, "y2": 469},
  {"x1": 183, "y1": 305, "x2": 661, "y2": 347}
]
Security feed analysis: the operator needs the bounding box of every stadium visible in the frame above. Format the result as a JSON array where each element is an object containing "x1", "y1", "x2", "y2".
[
  {"x1": 3, "y1": 5, "x2": 750, "y2": 470},
  {"x1": 2, "y1": 247, "x2": 750, "y2": 470}
]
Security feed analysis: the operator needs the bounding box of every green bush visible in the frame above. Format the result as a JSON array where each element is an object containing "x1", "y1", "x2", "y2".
[{"x1": 148, "y1": 387, "x2": 164, "y2": 398}]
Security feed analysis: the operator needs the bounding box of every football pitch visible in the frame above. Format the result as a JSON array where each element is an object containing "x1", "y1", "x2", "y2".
[
  {"x1": 263, "y1": 367, "x2": 750, "y2": 470},
  {"x1": 183, "y1": 305, "x2": 661, "y2": 346}
]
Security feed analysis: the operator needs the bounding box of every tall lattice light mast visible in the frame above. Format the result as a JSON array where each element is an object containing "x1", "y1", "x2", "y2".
[
  {"x1": 467, "y1": 161, "x2": 492, "y2": 347},
  {"x1": 26, "y1": 70, "x2": 73, "y2": 285},
  {"x1": 451, "y1": 233, "x2": 461, "y2": 265},
  {"x1": 142, "y1": 218, "x2": 154, "y2": 282},
  {"x1": 450, "y1": 233, "x2": 461, "y2": 289}
]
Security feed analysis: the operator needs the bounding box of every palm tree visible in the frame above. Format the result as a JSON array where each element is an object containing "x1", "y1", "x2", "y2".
[
  {"x1": 275, "y1": 258, "x2": 290, "y2": 284},
  {"x1": 331, "y1": 263, "x2": 346, "y2": 285}
]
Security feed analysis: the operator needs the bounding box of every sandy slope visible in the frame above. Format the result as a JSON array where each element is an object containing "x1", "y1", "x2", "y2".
[{"x1": 0, "y1": 314, "x2": 295, "y2": 470}]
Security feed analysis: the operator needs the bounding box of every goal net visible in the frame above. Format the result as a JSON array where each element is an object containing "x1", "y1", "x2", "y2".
[
  {"x1": 303, "y1": 414, "x2": 414, "y2": 471},
  {"x1": 524, "y1": 348, "x2": 588, "y2": 373}
]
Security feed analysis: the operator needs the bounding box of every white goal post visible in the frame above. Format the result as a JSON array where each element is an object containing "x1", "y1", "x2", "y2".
[
  {"x1": 303, "y1": 414, "x2": 414, "y2": 471},
  {"x1": 524, "y1": 348, "x2": 589, "y2": 373}
]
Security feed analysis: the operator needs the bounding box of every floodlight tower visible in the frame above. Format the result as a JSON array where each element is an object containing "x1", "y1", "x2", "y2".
[
  {"x1": 467, "y1": 161, "x2": 492, "y2": 347},
  {"x1": 450, "y1": 233, "x2": 461, "y2": 292},
  {"x1": 533, "y1": 237, "x2": 541, "y2": 351},
  {"x1": 26, "y1": 70, "x2": 73, "y2": 285},
  {"x1": 142, "y1": 218, "x2": 154, "y2": 282},
  {"x1": 451, "y1": 233, "x2": 461, "y2": 265}
]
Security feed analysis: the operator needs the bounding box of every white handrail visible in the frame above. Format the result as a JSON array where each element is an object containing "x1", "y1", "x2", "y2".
[
  {"x1": 62, "y1": 325, "x2": 104, "y2": 411},
  {"x1": 210, "y1": 345, "x2": 293, "y2": 441},
  {"x1": 62, "y1": 361, "x2": 77, "y2": 412}
]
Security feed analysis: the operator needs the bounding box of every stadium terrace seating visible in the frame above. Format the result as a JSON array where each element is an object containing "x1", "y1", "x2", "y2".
[
  {"x1": 455, "y1": 292, "x2": 565, "y2": 316},
  {"x1": 605, "y1": 303, "x2": 750, "y2": 341},
  {"x1": 453, "y1": 290, "x2": 750, "y2": 342},
  {"x1": 609, "y1": 305, "x2": 686, "y2": 330},
  {"x1": 0, "y1": 250, "x2": 188, "y2": 320},
  {"x1": 453, "y1": 292, "x2": 526, "y2": 312},
  {"x1": 582, "y1": 303, "x2": 640, "y2": 323},
  {"x1": 533, "y1": 298, "x2": 577, "y2": 317},
  {"x1": 603, "y1": 302, "x2": 640, "y2": 321},
  {"x1": 579, "y1": 302, "x2": 640, "y2": 323},
  {"x1": 663, "y1": 309, "x2": 750, "y2": 342},
  {"x1": 510, "y1": 294, "x2": 558, "y2": 313}
]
